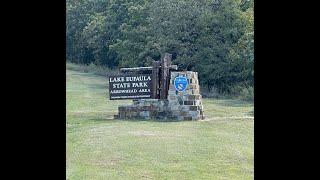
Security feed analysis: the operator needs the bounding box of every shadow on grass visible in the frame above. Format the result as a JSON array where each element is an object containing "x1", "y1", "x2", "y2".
[
  {"x1": 118, "y1": 118, "x2": 186, "y2": 123},
  {"x1": 71, "y1": 110, "x2": 186, "y2": 123},
  {"x1": 89, "y1": 116, "x2": 186, "y2": 123},
  {"x1": 89, "y1": 118, "x2": 116, "y2": 122}
]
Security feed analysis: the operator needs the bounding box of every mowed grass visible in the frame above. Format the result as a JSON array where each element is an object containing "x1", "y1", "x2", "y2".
[{"x1": 66, "y1": 69, "x2": 254, "y2": 180}]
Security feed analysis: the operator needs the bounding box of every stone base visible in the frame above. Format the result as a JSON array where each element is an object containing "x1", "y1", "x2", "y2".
[
  {"x1": 115, "y1": 99, "x2": 205, "y2": 120},
  {"x1": 115, "y1": 71, "x2": 205, "y2": 121}
]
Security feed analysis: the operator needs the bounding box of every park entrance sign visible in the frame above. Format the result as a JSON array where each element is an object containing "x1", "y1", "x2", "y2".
[
  {"x1": 109, "y1": 74, "x2": 152, "y2": 100},
  {"x1": 109, "y1": 53, "x2": 205, "y2": 120},
  {"x1": 109, "y1": 53, "x2": 177, "y2": 100}
]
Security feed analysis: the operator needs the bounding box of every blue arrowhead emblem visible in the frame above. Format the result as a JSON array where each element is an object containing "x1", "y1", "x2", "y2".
[{"x1": 174, "y1": 75, "x2": 188, "y2": 92}]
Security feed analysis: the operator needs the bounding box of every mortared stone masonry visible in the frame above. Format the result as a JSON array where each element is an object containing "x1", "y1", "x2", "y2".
[{"x1": 114, "y1": 71, "x2": 205, "y2": 120}]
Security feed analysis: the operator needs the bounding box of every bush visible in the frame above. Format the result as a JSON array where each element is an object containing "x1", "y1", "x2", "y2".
[
  {"x1": 201, "y1": 87, "x2": 220, "y2": 98},
  {"x1": 239, "y1": 86, "x2": 254, "y2": 101},
  {"x1": 201, "y1": 85, "x2": 254, "y2": 101}
]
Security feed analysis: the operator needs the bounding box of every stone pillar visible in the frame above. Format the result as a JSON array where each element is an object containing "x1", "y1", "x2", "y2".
[{"x1": 167, "y1": 71, "x2": 205, "y2": 120}]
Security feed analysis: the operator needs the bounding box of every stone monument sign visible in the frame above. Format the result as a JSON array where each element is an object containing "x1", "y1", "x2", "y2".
[{"x1": 109, "y1": 53, "x2": 205, "y2": 120}]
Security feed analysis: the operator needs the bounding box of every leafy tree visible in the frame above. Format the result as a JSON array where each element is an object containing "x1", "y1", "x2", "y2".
[{"x1": 66, "y1": 0, "x2": 254, "y2": 95}]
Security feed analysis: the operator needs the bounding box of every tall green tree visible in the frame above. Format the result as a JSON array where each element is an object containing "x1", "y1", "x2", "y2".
[{"x1": 66, "y1": 0, "x2": 254, "y2": 95}]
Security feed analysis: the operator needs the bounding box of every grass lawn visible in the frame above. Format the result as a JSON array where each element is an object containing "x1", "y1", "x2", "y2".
[{"x1": 66, "y1": 69, "x2": 254, "y2": 180}]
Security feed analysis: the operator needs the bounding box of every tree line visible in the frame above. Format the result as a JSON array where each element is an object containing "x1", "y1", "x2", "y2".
[{"x1": 66, "y1": 0, "x2": 253, "y2": 95}]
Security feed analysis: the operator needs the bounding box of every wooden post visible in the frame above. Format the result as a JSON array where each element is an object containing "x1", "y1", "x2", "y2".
[
  {"x1": 152, "y1": 61, "x2": 160, "y2": 99},
  {"x1": 160, "y1": 53, "x2": 172, "y2": 99},
  {"x1": 119, "y1": 52, "x2": 175, "y2": 100}
]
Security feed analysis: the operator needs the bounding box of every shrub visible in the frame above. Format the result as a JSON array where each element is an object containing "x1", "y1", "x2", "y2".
[{"x1": 239, "y1": 86, "x2": 254, "y2": 101}]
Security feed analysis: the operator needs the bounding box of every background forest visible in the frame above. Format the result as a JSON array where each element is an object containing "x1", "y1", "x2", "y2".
[{"x1": 66, "y1": 0, "x2": 254, "y2": 100}]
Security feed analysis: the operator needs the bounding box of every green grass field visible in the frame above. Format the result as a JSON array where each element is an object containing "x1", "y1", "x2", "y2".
[{"x1": 66, "y1": 69, "x2": 254, "y2": 180}]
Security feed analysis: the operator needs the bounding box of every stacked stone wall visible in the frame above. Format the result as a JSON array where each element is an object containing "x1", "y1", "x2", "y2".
[{"x1": 114, "y1": 71, "x2": 205, "y2": 120}]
